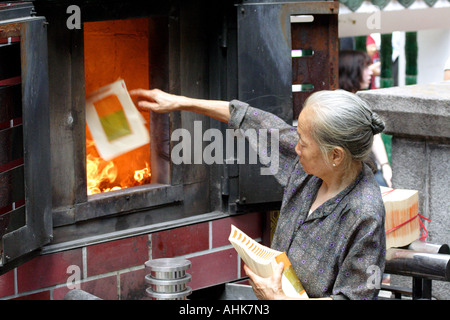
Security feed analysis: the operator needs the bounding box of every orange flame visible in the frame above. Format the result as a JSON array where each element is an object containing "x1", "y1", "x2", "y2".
[
  {"x1": 134, "y1": 166, "x2": 151, "y2": 182},
  {"x1": 86, "y1": 138, "x2": 151, "y2": 195},
  {"x1": 84, "y1": 17, "x2": 152, "y2": 196}
]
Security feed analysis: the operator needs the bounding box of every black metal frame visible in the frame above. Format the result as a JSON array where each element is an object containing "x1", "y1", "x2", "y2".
[
  {"x1": 382, "y1": 242, "x2": 450, "y2": 299},
  {"x1": 0, "y1": 6, "x2": 52, "y2": 269}
]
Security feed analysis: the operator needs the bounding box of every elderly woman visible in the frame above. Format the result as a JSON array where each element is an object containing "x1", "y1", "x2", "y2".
[{"x1": 130, "y1": 88, "x2": 386, "y2": 300}]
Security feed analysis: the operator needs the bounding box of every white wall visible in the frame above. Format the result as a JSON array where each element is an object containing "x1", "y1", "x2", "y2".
[
  {"x1": 338, "y1": 0, "x2": 450, "y2": 86},
  {"x1": 417, "y1": 28, "x2": 450, "y2": 84},
  {"x1": 338, "y1": 0, "x2": 450, "y2": 38}
]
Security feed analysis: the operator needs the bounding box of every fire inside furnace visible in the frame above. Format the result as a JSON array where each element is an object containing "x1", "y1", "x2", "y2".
[{"x1": 84, "y1": 18, "x2": 152, "y2": 195}]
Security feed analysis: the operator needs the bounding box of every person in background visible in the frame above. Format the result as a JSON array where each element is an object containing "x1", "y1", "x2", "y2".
[
  {"x1": 339, "y1": 50, "x2": 392, "y2": 187},
  {"x1": 366, "y1": 35, "x2": 381, "y2": 89},
  {"x1": 391, "y1": 32, "x2": 402, "y2": 87},
  {"x1": 339, "y1": 50, "x2": 373, "y2": 93},
  {"x1": 444, "y1": 57, "x2": 450, "y2": 81}
]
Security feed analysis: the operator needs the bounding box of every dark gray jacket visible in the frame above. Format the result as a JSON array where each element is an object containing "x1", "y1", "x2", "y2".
[{"x1": 229, "y1": 100, "x2": 386, "y2": 300}]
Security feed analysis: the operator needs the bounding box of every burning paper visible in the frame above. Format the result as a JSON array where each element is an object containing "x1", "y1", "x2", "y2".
[{"x1": 86, "y1": 79, "x2": 149, "y2": 160}]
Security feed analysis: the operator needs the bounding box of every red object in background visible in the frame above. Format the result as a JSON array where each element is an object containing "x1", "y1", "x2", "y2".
[{"x1": 366, "y1": 35, "x2": 379, "y2": 89}]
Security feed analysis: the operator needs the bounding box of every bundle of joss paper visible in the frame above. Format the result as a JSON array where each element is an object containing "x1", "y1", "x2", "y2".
[
  {"x1": 381, "y1": 186, "x2": 429, "y2": 249},
  {"x1": 229, "y1": 225, "x2": 308, "y2": 299}
]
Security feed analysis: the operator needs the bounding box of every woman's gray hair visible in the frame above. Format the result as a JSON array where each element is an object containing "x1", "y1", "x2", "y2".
[{"x1": 304, "y1": 89, "x2": 385, "y2": 166}]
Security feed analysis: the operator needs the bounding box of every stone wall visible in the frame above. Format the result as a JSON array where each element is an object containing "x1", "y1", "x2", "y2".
[{"x1": 358, "y1": 82, "x2": 450, "y2": 299}]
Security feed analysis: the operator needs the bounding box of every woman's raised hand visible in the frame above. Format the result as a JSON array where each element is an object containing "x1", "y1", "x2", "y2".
[
  {"x1": 130, "y1": 88, "x2": 186, "y2": 113},
  {"x1": 129, "y1": 88, "x2": 230, "y2": 123}
]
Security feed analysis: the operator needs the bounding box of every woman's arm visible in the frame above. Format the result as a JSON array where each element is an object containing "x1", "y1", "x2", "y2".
[
  {"x1": 129, "y1": 88, "x2": 230, "y2": 123},
  {"x1": 372, "y1": 134, "x2": 392, "y2": 187},
  {"x1": 444, "y1": 69, "x2": 450, "y2": 81},
  {"x1": 131, "y1": 88, "x2": 301, "y2": 187}
]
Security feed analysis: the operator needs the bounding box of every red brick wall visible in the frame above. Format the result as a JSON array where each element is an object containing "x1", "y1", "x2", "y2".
[{"x1": 0, "y1": 212, "x2": 265, "y2": 300}]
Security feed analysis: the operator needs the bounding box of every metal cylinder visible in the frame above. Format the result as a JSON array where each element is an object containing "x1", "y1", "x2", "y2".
[
  {"x1": 408, "y1": 240, "x2": 450, "y2": 254},
  {"x1": 385, "y1": 248, "x2": 450, "y2": 281},
  {"x1": 145, "y1": 287, "x2": 192, "y2": 300},
  {"x1": 145, "y1": 257, "x2": 191, "y2": 279},
  {"x1": 144, "y1": 258, "x2": 192, "y2": 300},
  {"x1": 145, "y1": 273, "x2": 192, "y2": 293}
]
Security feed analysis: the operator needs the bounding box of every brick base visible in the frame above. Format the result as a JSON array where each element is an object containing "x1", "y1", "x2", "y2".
[{"x1": 0, "y1": 212, "x2": 265, "y2": 300}]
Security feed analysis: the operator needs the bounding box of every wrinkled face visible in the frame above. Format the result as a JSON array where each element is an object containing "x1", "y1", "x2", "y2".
[
  {"x1": 295, "y1": 106, "x2": 330, "y2": 178},
  {"x1": 360, "y1": 65, "x2": 373, "y2": 90}
]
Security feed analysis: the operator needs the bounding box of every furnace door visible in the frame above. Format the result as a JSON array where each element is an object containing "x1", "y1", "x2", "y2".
[
  {"x1": 234, "y1": 2, "x2": 338, "y2": 208},
  {"x1": 0, "y1": 10, "x2": 52, "y2": 273}
]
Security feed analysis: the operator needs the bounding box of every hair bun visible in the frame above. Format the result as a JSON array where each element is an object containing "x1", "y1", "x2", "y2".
[{"x1": 370, "y1": 112, "x2": 385, "y2": 135}]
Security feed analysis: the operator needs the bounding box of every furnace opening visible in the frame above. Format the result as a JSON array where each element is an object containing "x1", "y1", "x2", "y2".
[{"x1": 84, "y1": 18, "x2": 152, "y2": 195}]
